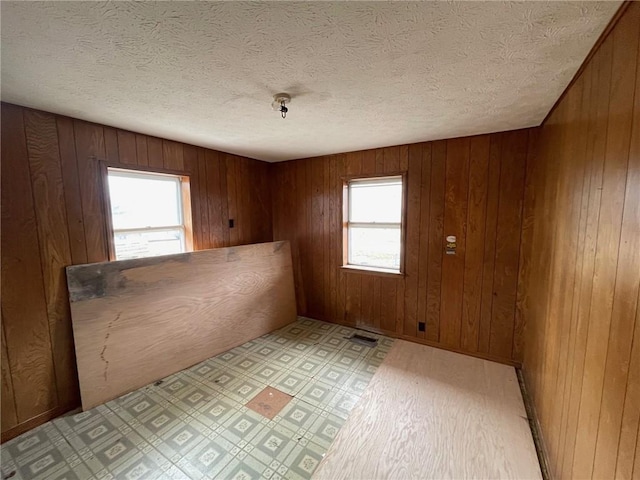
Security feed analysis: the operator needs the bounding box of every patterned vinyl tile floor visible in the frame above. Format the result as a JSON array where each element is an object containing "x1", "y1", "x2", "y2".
[{"x1": 1, "y1": 318, "x2": 393, "y2": 480}]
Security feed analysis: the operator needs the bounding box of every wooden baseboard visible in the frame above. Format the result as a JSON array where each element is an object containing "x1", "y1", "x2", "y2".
[
  {"x1": 306, "y1": 316, "x2": 522, "y2": 367},
  {"x1": 516, "y1": 368, "x2": 551, "y2": 480},
  {"x1": 1, "y1": 404, "x2": 78, "y2": 443}
]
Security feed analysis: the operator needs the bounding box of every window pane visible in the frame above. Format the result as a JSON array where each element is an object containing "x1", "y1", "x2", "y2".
[
  {"x1": 114, "y1": 229, "x2": 184, "y2": 260},
  {"x1": 348, "y1": 226, "x2": 401, "y2": 270},
  {"x1": 108, "y1": 173, "x2": 181, "y2": 229},
  {"x1": 349, "y1": 178, "x2": 402, "y2": 223}
]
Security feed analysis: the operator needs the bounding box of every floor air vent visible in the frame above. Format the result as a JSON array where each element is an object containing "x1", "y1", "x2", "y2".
[{"x1": 347, "y1": 333, "x2": 379, "y2": 348}]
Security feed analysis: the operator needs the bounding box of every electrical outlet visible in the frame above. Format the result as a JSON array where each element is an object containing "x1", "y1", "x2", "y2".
[{"x1": 418, "y1": 322, "x2": 425, "y2": 332}]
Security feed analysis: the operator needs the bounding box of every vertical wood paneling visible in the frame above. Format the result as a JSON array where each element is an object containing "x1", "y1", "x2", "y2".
[
  {"x1": 380, "y1": 277, "x2": 398, "y2": 332},
  {"x1": 311, "y1": 157, "x2": 325, "y2": 320},
  {"x1": 1, "y1": 326, "x2": 17, "y2": 430},
  {"x1": 615, "y1": 34, "x2": 640, "y2": 477},
  {"x1": 478, "y1": 134, "x2": 502, "y2": 353},
  {"x1": 1, "y1": 104, "x2": 273, "y2": 441},
  {"x1": 135, "y1": 134, "x2": 148, "y2": 167},
  {"x1": 490, "y1": 129, "x2": 528, "y2": 359},
  {"x1": 56, "y1": 117, "x2": 88, "y2": 265},
  {"x1": 521, "y1": 4, "x2": 640, "y2": 479},
  {"x1": 404, "y1": 144, "x2": 422, "y2": 336},
  {"x1": 426, "y1": 141, "x2": 446, "y2": 342},
  {"x1": 514, "y1": 131, "x2": 539, "y2": 364},
  {"x1": 162, "y1": 140, "x2": 184, "y2": 171},
  {"x1": 297, "y1": 160, "x2": 310, "y2": 315},
  {"x1": 237, "y1": 158, "x2": 250, "y2": 243},
  {"x1": 323, "y1": 157, "x2": 332, "y2": 322},
  {"x1": 183, "y1": 145, "x2": 201, "y2": 250},
  {"x1": 74, "y1": 121, "x2": 109, "y2": 263},
  {"x1": 103, "y1": 127, "x2": 119, "y2": 163},
  {"x1": 328, "y1": 156, "x2": 339, "y2": 322},
  {"x1": 226, "y1": 155, "x2": 239, "y2": 246},
  {"x1": 574, "y1": 25, "x2": 633, "y2": 478},
  {"x1": 219, "y1": 156, "x2": 231, "y2": 246},
  {"x1": 206, "y1": 150, "x2": 225, "y2": 248},
  {"x1": 592, "y1": 9, "x2": 640, "y2": 479},
  {"x1": 345, "y1": 273, "x2": 362, "y2": 327},
  {"x1": 272, "y1": 131, "x2": 531, "y2": 365},
  {"x1": 147, "y1": 137, "x2": 164, "y2": 169},
  {"x1": 461, "y1": 135, "x2": 490, "y2": 352},
  {"x1": 117, "y1": 130, "x2": 137, "y2": 165},
  {"x1": 24, "y1": 110, "x2": 80, "y2": 408},
  {"x1": 440, "y1": 137, "x2": 470, "y2": 348},
  {"x1": 414, "y1": 143, "x2": 431, "y2": 339},
  {"x1": 616, "y1": 288, "x2": 640, "y2": 480},
  {"x1": 196, "y1": 149, "x2": 211, "y2": 250},
  {"x1": 1, "y1": 105, "x2": 58, "y2": 421},
  {"x1": 360, "y1": 276, "x2": 374, "y2": 327},
  {"x1": 558, "y1": 58, "x2": 604, "y2": 479}
]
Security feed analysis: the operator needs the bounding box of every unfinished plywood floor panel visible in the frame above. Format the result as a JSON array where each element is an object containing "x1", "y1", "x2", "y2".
[{"x1": 313, "y1": 340, "x2": 541, "y2": 480}]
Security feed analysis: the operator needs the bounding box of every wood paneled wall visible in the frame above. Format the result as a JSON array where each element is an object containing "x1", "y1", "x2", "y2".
[
  {"x1": 0, "y1": 103, "x2": 272, "y2": 441},
  {"x1": 519, "y1": 3, "x2": 640, "y2": 479},
  {"x1": 272, "y1": 129, "x2": 535, "y2": 365}
]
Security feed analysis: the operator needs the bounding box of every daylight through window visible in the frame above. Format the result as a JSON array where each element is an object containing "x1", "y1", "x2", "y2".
[
  {"x1": 107, "y1": 168, "x2": 188, "y2": 260},
  {"x1": 346, "y1": 176, "x2": 403, "y2": 271}
]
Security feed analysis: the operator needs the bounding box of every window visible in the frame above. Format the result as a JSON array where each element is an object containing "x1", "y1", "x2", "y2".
[
  {"x1": 106, "y1": 168, "x2": 191, "y2": 260},
  {"x1": 345, "y1": 176, "x2": 404, "y2": 272}
]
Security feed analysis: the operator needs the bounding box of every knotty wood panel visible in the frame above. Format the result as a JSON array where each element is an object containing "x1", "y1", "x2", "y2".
[
  {"x1": 519, "y1": 3, "x2": 640, "y2": 478},
  {"x1": 272, "y1": 129, "x2": 532, "y2": 365},
  {"x1": 1, "y1": 102, "x2": 273, "y2": 441},
  {"x1": 67, "y1": 241, "x2": 296, "y2": 410}
]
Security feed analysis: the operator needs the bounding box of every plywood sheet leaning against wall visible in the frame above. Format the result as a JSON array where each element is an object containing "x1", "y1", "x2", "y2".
[{"x1": 66, "y1": 241, "x2": 297, "y2": 410}]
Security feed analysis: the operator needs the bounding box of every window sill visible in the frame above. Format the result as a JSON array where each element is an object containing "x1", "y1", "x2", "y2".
[{"x1": 340, "y1": 265, "x2": 405, "y2": 278}]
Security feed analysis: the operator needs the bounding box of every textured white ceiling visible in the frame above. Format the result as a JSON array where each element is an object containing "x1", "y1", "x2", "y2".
[{"x1": 1, "y1": 1, "x2": 620, "y2": 162}]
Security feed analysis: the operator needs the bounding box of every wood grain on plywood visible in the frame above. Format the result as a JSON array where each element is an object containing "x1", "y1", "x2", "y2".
[
  {"x1": 67, "y1": 241, "x2": 297, "y2": 410},
  {"x1": 313, "y1": 340, "x2": 541, "y2": 480}
]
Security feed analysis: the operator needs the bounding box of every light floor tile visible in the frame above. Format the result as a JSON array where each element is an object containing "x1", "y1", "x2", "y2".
[{"x1": 1, "y1": 317, "x2": 393, "y2": 480}]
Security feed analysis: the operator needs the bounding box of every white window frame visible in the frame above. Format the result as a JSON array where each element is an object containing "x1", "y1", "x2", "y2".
[
  {"x1": 106, "y1": 167, "x2": 189, "y2": 260},
  {"x1": 343, "y1": 175, "x2": 405, "y2": 273}
]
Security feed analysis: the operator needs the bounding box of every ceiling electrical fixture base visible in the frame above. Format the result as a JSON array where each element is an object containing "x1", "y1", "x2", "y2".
[{"x1": 272, "y1": 93, "x2": 291, "y2": 119}]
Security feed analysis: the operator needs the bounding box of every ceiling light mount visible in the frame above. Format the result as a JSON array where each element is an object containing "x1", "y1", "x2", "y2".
[{"x1": 272, "y1": 93, "x2": 291, "y2": 119}]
